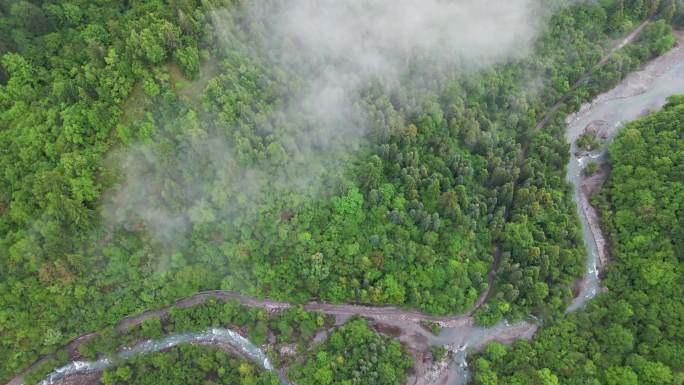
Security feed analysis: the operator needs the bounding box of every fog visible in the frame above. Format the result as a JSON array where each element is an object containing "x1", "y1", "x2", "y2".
[
  {"x1": 106, "y1": 0, "x2": 562, "y2": 247},
  {"x1": 261, "y1": 0, "x2": 543, "y2": 78}
]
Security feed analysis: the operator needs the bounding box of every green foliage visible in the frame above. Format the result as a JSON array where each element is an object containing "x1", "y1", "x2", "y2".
[
  {"x1": 431, "y1": 345, "x2": 448, "y2": 361},
  {"x1": 0, "y1": 0, "x2": 680, "y2": 382},
  {"x1": 101, "y1": 344, "x2": 279, "y2": 385},
  {"x1": 72, "y1": 297, "x2": 327, "y2": 372},
  {"x1": 471, "y1": 95, "x2": 684, "y2": 385},
  {"x1": 24, "y1": 352, "x2": 69, "y2": 384},
  {"x1": 576, "y1": 133, "x2": 603, "y2": 151},
  {"x1": 421, "y1": 320, "x2": 442, "y2": 335},
  {"x1": 139, "y1": 316, "x2": 163, "y2": 340},
  {"x1": 290, "y1": 318, "x2": 413, "y2": 385},
  {"x1": 0, "y1": 0, "x2": 210, "y2": 379},
  {"x1": 269, "y1": 305, "x2": 331, "y2": 345},
  {"x1": 582, "y1": 161, "x2": 600, "y2": 176}
]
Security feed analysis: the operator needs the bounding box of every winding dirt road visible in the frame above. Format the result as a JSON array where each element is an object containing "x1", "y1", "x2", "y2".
[
  {"x1": 8, "y1": 243, "x2": 503, "y2": 385},
  {"x1": 6, "y1": 275, "x2": 496, "y2": 385}
]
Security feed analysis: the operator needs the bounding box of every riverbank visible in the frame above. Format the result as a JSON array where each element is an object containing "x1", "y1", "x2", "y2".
[
  {"x1": 579, "y1": 163, "x2": 611, "y2": 271},
  {"x1": 566, "y1": 29, "x2": 684, "y2": 312},
  {"x1": 8, "y1": 273, "x2": 498, "y2": 385}
]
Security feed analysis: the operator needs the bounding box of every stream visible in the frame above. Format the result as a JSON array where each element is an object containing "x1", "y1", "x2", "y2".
[
  {"x1": 32, "y1": 32, "x2": 684, "y2": 385},
  {"x1": 416, "y1": 30, "x2": 684, "y2": 385},
  {"x1": 37, "y1": 328, "x2": 284, "y2": 385},
  {"x1": 566, "y1": 31, "x2": 684, "y2": 312}
]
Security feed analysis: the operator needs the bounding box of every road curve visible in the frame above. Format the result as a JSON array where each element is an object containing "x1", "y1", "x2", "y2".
[{"x1": 5, "y1": 277, "x2": 494, "y2": 385}]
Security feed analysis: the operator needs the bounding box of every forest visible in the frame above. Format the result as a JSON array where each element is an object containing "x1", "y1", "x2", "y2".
[
  {"x1": 289, "y1": 318, "x2": 413, "y2": 385},
  {"x1": 100, "y1": 344, "x2": 280, "y2": 385},
  {"x1": 0, "y1": 0, "x2": 683, "y2": 383},
  {"x1": 21, "y1": 297, "x2": 414, "y2": 385},
  {"x1": 470, "y1": 95, "x2": 684, "y2": 385},
  {"x1": 22, "y1": 297, "x2": 335, "y2": 385}
]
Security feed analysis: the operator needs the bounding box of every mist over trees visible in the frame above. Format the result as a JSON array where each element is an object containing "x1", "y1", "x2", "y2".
[{"x1": 0, "y1": 0, "x2": 682, "y2": 383}]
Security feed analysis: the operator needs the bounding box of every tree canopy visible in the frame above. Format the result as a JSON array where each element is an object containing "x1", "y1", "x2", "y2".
[
  {"x1": 101, "y1": 344, "x2": 280, "y2": 385},
  {"x1": 289, "y1": 318, "x2": 414, "y2": 385},
  {"x1": 0, "y1": 0, "x2": 681, "y2": 382},
  {"x1": 470, "y1": 95, "x2": 684, "y2": 385}
]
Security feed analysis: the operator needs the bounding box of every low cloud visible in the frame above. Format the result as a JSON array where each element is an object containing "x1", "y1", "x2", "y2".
[{"x1": 106, "y1": 0, "x2": 559, "y2": 246}]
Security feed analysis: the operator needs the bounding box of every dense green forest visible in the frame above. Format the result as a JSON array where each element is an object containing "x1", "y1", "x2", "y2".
[
  {"x1": 23, "y1": 297, "x2": 333, "y2": 384},
  {"x1": 77, "y1": 298, "x2": 331, "y2": 359},
  {"x1": 0, "y1": 0, "x2": 681, "y2": 382},
  {"x1": 470, "y1": 96, "x2": 684, "y2": 385},
  {"x1": 290, "y1": 318, "x2": 413, "y2": 385},
  {"x1": 100, "y1": 344, "x2": 280, "y2": 385}
]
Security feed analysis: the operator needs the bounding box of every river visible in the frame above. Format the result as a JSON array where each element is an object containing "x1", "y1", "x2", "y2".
[
  {"x1": 413, "y1": 29, "x2": 684, "y2": 385},
  {"x1": 31, "y1": 31, "x2": 684, "y2": 385},
  {"x1": 565, "y1": 30, "x2": 684, "y2": 312},
  {"x1": 37, "y1": 328, "x2": 286, "y2": 385}
]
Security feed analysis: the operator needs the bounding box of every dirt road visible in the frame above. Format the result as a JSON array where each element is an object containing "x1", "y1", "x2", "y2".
[{"x1": 7, "y1": 279, "x2": 494, "y2": 385}]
